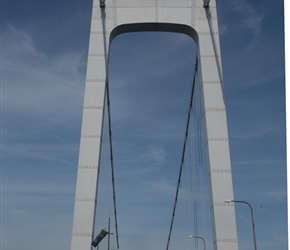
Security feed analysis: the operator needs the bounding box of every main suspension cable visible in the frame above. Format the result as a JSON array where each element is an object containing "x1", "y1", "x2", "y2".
[
  {"x1": 101, "y1": 6, "x2": 119, "y2": 249},
  {"x1": 166, "y1": 57, "x2": 199, "y2": 250}
]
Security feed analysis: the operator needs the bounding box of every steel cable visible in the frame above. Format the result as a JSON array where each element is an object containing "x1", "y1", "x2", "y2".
[{"x1": 166, "y1": 57, "x2": 199, "y2": 250}]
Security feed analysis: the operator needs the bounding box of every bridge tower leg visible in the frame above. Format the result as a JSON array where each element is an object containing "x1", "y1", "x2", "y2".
[{"x1": 70, "y1": 1, "x2": 239, "y2": 250}]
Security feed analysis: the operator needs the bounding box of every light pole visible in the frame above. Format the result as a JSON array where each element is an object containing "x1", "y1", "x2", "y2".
[
  {"x1": 225, "y1": 199, "x2": 257, "y2": 250},
  {"x1": 188, "y1": 235, "x2": 206, "y2": 250}
]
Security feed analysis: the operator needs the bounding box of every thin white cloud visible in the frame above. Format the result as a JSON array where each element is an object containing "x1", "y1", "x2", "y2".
[
  {"x1": 2, "y1": 143, "x2": 77, "y2": 165},
  {"x1": 4, "y1": 23, "x2": 45, "y2": 58},
  {"x1": 1, "y1": 26, "x2": 83, "y2": 250},
  {"x1": 145, "y1": 179, "x2": 176, "y2": 196},
  {"x1": 232, "y1": 0, "x2": 263, "y2": 36},
  {"x1": 2, "y1": 23, "x2": 85, "y2": 119},
  {"x1": 2, "y1": 180, "x2": 74, "y2": 195},
  {"x1": 136, "y1": 144, "x2": 167, "y2": 164},
  {"x1": 230, "y1": 123, "x2": 284, "y2": 140},
  {"x1": 222, "y1": 0, "x2": 264, "y2": 37},
  {"x1": 219, "y1": 0, "x2": 266, "y2": 62},
  {"x1": 263, "y1": 191, "x2": 287, "y2": 203}
]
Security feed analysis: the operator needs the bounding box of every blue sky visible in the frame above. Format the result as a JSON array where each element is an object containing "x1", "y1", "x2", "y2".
[{"x1": 1, "y1": 1, "x2": 287, "y2": 250}]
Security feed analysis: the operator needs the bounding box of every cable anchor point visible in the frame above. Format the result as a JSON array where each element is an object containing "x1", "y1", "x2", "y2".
[
  {"x1": 100, "y1": 0, "x2": 106, "y2": 8},
  {"x1": 203, "y1": 0, "x2": 210, "y2": 8}
]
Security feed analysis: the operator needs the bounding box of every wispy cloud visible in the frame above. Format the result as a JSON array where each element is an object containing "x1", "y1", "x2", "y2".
[
  {"x1": 221, "y1": 0, "x2": 264, "y2": 38},
  {"x1": 2, "y1": 23, "x2": 85, "y2": 118},
  {"x1": 2, "y1": 143, "x2": 77, "y2": 165},
  {"x1": 2, "y1": 180, "x2": 74, "y2": 195},
  {"x1": 145, "y1": 179, "x2": 176, "y2": 197},
  {"x1": 136, "y1": 144, "x2": 167, "y2": 164},
  {"x1": 3, "y1": 23, "x2": 46, "y2": 59},
  {"x1": 2, "y1": 23, "x2": 86, "y2": 173},
  {"x1": 1, "y1": 25, "x2": 83, "y2": 240},
  {"x1": 229, "y1": 123, "x2": 284, "y2": 140},
  {"x1": 218, "y1": 0, "x2": 266, "y2": 71},
  {"x1": 231, "y1": 0, "x2": 263, "y2": 36}
]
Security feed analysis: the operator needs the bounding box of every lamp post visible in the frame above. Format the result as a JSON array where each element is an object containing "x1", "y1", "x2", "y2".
[
  {"x1": 188, "y1": 235, "x2": 206, "y2": 250},
  {"x1": 225, "y1": 200, "x2": 257, "y2": 250}
]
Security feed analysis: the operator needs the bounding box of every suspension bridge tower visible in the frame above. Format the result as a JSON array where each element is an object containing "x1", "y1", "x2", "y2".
[{"x1": 71, "y1": 0, "x2": 239, "y2": 250}]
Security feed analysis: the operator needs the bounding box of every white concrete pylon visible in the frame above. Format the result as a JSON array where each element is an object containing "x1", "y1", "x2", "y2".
[{"x1": 70, "y1": 1, "x2": 239, "y2": 250}]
